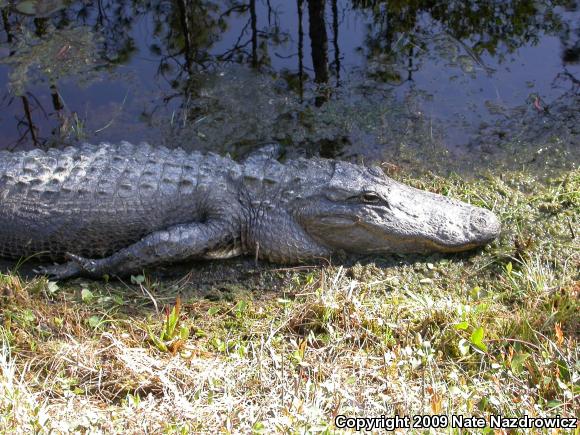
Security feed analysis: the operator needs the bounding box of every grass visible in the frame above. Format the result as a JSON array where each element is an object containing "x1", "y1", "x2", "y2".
[{"x1": 0, "y1": 169, "x2": 578, "y2": 433}]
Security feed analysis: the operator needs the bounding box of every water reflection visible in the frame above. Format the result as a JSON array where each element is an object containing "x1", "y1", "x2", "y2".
[{"x1": 0, "y1": 0, "x2": 578, "y2": 173}]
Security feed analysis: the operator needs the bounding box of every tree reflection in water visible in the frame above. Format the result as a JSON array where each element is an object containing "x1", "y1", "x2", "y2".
[{"x1": 0, "y1": 0, "x2": 577, "y2": 170}]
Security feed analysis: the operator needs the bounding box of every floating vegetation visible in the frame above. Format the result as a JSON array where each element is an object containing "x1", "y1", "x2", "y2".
[
  {"x1": 1, "y1": 27, "x2": 100, "y2": 96},
  {"x1": 12, "y1": 0, "x2": 67, "y2": 18}
]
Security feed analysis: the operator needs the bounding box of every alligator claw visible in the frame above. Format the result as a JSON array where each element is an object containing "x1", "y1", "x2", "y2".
[
  {"x1": 34, "y1": 253, "x2": 102, "y2": 280},
  {"x1": 34, "y1": 261, "x2": 83, "y2": 280}
]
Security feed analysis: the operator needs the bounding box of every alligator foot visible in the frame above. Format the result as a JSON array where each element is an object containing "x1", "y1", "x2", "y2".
[
  {"x1": 34, "y1": 253, "x2": 102, "y2": 280},
  {"x1": 66, "y1": 253, "x2": 102, "y2": 272},
  {"x1": 34, "y1": 260, "x2": 83, "y2": 280}
]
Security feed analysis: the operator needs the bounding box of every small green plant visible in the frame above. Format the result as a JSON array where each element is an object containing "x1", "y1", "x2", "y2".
[
  {"x1": 469, "y1": 326, "x2": 488, "y2": 352},
  {"x1": 234, "y1": 300, "x2": 248, "y2": 318},
  {"x1": 454, "y1": 320, "x2": 488, "y2": 354},
  {"x1": 147, "y1": 296, "x2": 190, "y2": 353},
  {"x1": 81, "y1": 288, "x2": 94, "y2": 303}
]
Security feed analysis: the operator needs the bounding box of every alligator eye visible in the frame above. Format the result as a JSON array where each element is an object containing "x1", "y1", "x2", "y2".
[{"x1": 361, "y1": 192, "x2": 381, "y2": 203}]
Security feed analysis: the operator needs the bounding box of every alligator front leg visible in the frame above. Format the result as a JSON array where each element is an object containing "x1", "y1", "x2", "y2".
[{"x1": 35, "y1": 221, "x2": 236, "y2": 280}]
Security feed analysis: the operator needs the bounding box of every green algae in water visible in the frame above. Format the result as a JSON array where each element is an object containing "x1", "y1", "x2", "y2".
[
  {"x1": 13, "y1": 0, "x2": 67, "y2": 17},
  {"x1": 1, "y1": 27, "x2": 101, "y2": 96}
]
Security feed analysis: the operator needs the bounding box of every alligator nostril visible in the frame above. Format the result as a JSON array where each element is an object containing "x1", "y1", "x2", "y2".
[
  {"x1": 470, "y1": 208, "x2": 501, "y2": 241},
  {"x1": 470, "y1": 212, "x2": 486, "y2": 231}
]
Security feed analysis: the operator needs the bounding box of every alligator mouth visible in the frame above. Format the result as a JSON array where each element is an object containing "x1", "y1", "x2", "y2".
[
  {"x1": 359, "y1": 213, "x2": 500, "y2": 253},
  {"x1": 314, "y1": 206, "x2": 501, "y2": 254},
  {"x1": 362, "y1": 231, "x2": 483, "y2": 254},
  {"x1": 420, "y1": 238, "x2": 481, "y2": 253},
  {"x1": 318, "y1": 215, "x2": 358, "y2": 226}
]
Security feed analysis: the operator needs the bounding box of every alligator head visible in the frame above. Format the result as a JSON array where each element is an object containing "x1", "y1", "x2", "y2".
[{"x1": 293, "y1": 161, "x2": 501, "y2": 255}]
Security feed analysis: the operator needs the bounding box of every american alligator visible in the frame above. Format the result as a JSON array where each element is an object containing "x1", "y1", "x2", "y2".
[{"x1": 0, "y1": 142, "x2": 500, "y2": 279}]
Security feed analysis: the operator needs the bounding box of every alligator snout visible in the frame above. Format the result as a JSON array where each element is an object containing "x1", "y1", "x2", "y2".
[
  {"x1": 432, "y1": 205, "x2": 501, "y2": 252},
  {"x1": 469, "y1": 207, "x2": 501, "y2": 244}
]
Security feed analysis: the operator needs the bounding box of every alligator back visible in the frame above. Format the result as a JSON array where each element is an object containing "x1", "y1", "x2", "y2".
[{"x1": 0, "y1": 142, "x2": 238, "y2": 260}]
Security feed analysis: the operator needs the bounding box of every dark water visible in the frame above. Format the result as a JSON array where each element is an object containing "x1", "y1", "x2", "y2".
[{"x1": 0, "y1": 0, "x2": 578, "y2": 175}]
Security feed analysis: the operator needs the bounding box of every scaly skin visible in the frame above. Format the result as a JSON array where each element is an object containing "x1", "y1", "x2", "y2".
[{"x1": 0, "y1": 142, "x2": 501, "y2": 279}]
